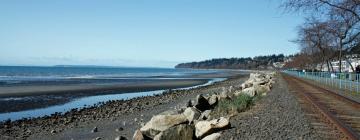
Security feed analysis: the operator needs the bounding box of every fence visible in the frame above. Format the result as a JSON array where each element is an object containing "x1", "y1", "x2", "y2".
[{"x1": 284, "y1": 71, "x2": 360, "y2": 94}]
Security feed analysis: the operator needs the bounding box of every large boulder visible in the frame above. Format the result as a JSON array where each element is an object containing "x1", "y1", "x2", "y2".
[
  {"x1": 219, "y1": 91, "x2": 230, "y2": 100},
  {"x1": 153, "y1": 124, "x2": 194, "y2": 140},
  {"x1": 195, "y1": 117, "x2": 230, "y2": 138},
  {"x1": 194, "y1": 94, "x2": 211, "y2": 111},
  {"x1": 183, "y1": 107, "x2": 201, "y2": 123},
  {"x1": 199, "y1": 110, "x2": 212, "y2": 121},
  {"x1": 242, "y1": 87, "x2": 256, "y2": 97},
  {"x1": 240, "y1": 82, "x2": 250, "y2": 89},
  {"x1": 265, "y1": 74, "x2": 272, "y2": 80},
  {"x1": 187, "y1": 99, "x2": 194, "y2": 107},
  {"x1": 140, "y1": 114, "x2": 188, "y2": 138},
  {"x1": 132, "y1": 129, "x2": 145, "y2": 140},
  {"x1": 252, "y1": 80, "x2": 267, "y2": 86},
  {"x1": 201, "y1": 133, "x2": 221, "y2": 140},
  {"x1": 207, "y1": 94, "x2": 218, "y2": 107},
  {"x1": 228, "y1": 86, "x2": 235, "y2": 93},
  {"x1": 265, "y1": 82, "x2": 273, "y2": 89},
  {"x1": 158, "y1": 109, "x2": 183, "y2": 115},
  {"x1": 249, "y1": 73, "x2": 262, "y2": 81},
  {"x1": 254, "y1": 85, "x2": 270, "y2": 95}
]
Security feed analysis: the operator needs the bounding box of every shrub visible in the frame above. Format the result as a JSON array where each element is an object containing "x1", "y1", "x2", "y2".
[{"x1": 215, "y1": 94, "x2": 254, "y2": 116}]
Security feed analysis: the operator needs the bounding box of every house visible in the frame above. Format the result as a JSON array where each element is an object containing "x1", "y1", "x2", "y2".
[{"x1": 319, "y1": 57, "x2": 360, "y2": 72}]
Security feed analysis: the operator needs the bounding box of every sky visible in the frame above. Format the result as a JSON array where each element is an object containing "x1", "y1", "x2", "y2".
[{"x1": 0, "y1": 0, "x2": 304, "y2": 68}]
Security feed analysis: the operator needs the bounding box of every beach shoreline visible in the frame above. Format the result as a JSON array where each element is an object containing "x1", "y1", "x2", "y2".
[
  {"x1": 0, "y1": 69, "x2": 247, "y2": 114},
  {"x1": 0, "y1": 74, "x2": 249, "y2": 140},
  {"x1": 0, "y1": 79, "x2": 210, "y2": 113}
]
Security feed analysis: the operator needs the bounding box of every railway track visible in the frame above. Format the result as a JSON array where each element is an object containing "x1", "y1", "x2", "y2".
[{"x1": 283, "y1": 74, "x2": 360, "y2": 140}]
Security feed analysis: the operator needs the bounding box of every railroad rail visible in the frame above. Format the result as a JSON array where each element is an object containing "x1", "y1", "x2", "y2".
[{"x1": 283, "y1": 74, "x2": 360, "y2": 140}]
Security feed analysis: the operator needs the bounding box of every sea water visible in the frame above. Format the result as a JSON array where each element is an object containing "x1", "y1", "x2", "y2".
[{"x1": 0, "y1": 66, "x2": 225, "y2": 121}]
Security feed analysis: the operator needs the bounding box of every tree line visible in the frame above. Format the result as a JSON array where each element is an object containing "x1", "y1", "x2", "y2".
[
  {"x1": 175, "y1": 54, "x2": 285, "y2": 69},
  {"x1": 281, "y1": 0, "x2": 360, "y2": 72}
]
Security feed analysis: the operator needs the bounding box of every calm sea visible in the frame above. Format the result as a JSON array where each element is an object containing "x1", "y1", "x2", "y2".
[
  {"x1": 0, "y1": 66, "x2": 218, "y2": 86},
  {"x1": 0, "y1": 66, "x2": 226, "y2": 121}
]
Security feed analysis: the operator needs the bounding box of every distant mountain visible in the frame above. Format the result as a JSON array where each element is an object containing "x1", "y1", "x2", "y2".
[{"x1": 175, "y1": 54, "x2": 285, "y2": 69}]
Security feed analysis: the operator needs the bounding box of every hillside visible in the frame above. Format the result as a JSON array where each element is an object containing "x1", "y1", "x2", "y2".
[{"x1": 175, "y1": 54, "x2": 285, "y2": 69}]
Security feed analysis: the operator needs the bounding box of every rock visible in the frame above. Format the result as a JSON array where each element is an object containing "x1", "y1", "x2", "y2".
[
  {"x1": 252, "y1": 80, "x2": 267, "y2": 86},
  {"x1": 199, "y1": 110, "x2": 212, "y2": 120},
  {"x1": 153, "y1": 124, "x2": 194, "y2": 140},
  {"x1": 242, "y1": 87, "x2": 256, "y2": 97},
  {"x1": 187, "y1": 99, "x2": 195, "y2": 107},
  {"x1": 228, "y1": 86, "x2": 234, "y2": 93},
  {"x1": 202, "y1": 133, "x2": 221, "y2": 140},
  {"x1": 140, "y1": 114, "x2": 188, "y2": 138},
  {"x1": 195, "y1": 117, "x2": 230, "y2": 138},
  {"x1": 265, "y1": 82, "x2": 273, "y2": 89},
  {"x1": 207, "y1": 94, "x2": 218, "y2": 107},
  {"x1": 249, "y1": 73, "x2": 260, "y2": 79},
  {"x1": 115, "y1": 127, "x2": 124, "y2": 132},
  {"x1": 219, "y1": 91, "x2": 230, "y2": 99},
  {"x1": 93, "y1": 137, "x2": 101, "y2": 140},
  {"x1": 220, "y1": 87, "x2": 227, "y2": 94},
  {"x1": 183, "y1": 107, "x2": 201, "y2": 123},
  {"x1": 265, "y1": 74, "x2": 272, "y2": 80},
  {"x1": 115, "y1": 136, "x2": 128, "y2": 140},
  {"x1": 25, "y1": 129, "x2": 32, "y2": 135},
  {"x1": 195, "y1": 94, "x2": 211, "y2": 111},
  {"x1": 241, "y1": 82, "x2": 252, "y2": 89},
  {"x1": 254, "y1": 85, "x2": 270, "y2": 95},
  {"x1": 158, "y1": 109, "x2": 182, "y2": 115},
  {"x1": 92, "y1": 127, "x2": 98, "y2": 133},
  {"x1": 233, "y1": 90, "x2": 242, "y2": 97},
  {"x1": 132, "y1": 129, "x2": 145, "y2": 140},
  {"x1": 50, "y1": 130, "x2": 56, "y2": 134}
]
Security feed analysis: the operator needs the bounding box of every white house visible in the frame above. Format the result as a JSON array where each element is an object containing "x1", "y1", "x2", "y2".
[{"x1": 319, "y1": 57, "x2": 360, "y2": 72}]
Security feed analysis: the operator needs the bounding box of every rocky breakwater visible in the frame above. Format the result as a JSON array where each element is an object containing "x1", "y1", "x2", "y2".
[{"x1": 131, "y1": 72, "x2": 276, "y2": 140}]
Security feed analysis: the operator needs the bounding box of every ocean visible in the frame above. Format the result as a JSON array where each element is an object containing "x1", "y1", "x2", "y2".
[
  {"x1": 0, "y1": 66, "x2": 217, "y2": 86},
  {"x1": 0, "y1": 66, "x2": 227, "y2": 121}
]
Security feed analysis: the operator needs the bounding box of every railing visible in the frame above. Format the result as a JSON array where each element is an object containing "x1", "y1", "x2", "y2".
[{"x1": 284, "y1": 71, "x2": 360, "y2": 94}]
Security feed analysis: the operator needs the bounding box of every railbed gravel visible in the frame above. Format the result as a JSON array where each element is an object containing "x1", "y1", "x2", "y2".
[{"x1": 221, "y1": 75, "x2": 322, "y2": 140}]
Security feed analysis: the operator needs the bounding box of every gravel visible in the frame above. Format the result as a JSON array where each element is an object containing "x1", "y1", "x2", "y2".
[{"x1": 221, "y1": 75, "x2": 321, "y2": 140}]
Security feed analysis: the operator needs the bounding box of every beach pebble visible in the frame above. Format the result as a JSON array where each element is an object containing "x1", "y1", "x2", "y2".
[
  {"x1": 187, "y1": 100, "x2": 193, "y2": 107},
  {"x1": 115, "y1": 136, "x2": 128, "y2": 140},
  {"x1": 92, "y1": 127, "x2": 98, "y2": 133},
  {"x1": 115, "y1": 127, "x2": 124, "y2": 132}
]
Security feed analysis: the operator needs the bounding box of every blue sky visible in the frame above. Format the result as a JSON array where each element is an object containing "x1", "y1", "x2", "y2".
[{"x1": 0, "y1": 0, "x2": 303, "y2": 68}]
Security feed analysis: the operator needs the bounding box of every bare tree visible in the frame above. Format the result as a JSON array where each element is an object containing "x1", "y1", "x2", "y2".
[
  {"x1": 282, "y1": 0, "x2": 360, "y2": 20},
  {"x1": 282, "y1": 0, "x2": 360, "y2": 72},
  {"x1": 327, "y1": 7, "x2": 360, "y2": 72},
  {"x1": 295, "y1": 18, "x2": 337, "y2": 72}
]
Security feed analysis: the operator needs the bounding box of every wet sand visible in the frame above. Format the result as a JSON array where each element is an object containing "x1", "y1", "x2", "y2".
[
  {"x1": 0, "y1": 79, "x2": 209, "y2": 98},
  {"x1": 0, "y1": 79, "x2": 209, "y2": 113}
]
